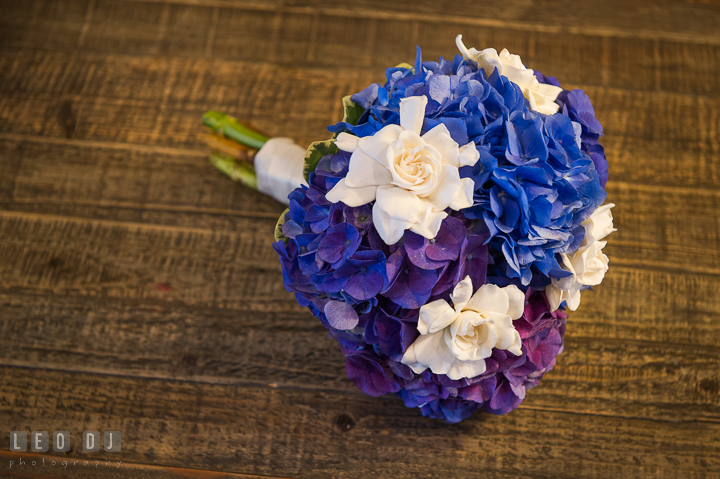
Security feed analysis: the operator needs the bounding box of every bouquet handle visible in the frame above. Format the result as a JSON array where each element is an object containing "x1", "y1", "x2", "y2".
[
  {"x1": 254, "y1": 138, "x2": 307, "y2": 204},
  {"x1": 201, "y1": 111, "x2": 307, "y2": 205}
]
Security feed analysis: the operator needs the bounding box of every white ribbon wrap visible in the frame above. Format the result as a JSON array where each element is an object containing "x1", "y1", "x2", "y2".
[{"x1": 255, "y1": 138, "x2": 308, "y2": 204}]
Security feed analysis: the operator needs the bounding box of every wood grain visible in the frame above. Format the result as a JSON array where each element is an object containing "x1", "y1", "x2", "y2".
[
  {"x1": 0, "y1": 451, "x2": 277, "y2": 479},
  {"x1": 0, "y1": 367, "x2": 718, "y2": 479},
  {"x1": 2, "y1": 0, "x2": 720, "y2": 96},
  {"x1": 0, "y1": 206, "x2": 718, "y2": 421},
  {"x1": 1, "y1": 0, "x2": 719, "y2": 477},
  {"x1": 1, "y1": 51, "x2": 719, "y2": 186},
  {"x1": 0, "y1": 288, "x2": 718, "y2": 422},
  {"x1": 2, "y1": 163, "x2": 719, "y2": 277},
  {"x1": 0, "y1": 206, "x2": 717, "y2": 309}
]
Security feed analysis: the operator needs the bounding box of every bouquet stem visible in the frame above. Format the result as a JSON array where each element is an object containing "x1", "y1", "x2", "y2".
[
  {"x1": 209, "y1": 152, "x2": 258, "y2": 190},
  {"x1": 202, "y1": 111, "x2": 269, "y2": 150},
  {"x1": 200, "y1": 129, "x2": 257, "y2": 164},
  {"x1": 202, "y1": 110, "x2": 272, "y2": 189},
  {"x1": 202, "y1": 110, "x2": 307, "y2": 204}
]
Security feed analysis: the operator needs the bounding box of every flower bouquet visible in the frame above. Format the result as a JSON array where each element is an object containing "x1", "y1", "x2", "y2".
[{"x1": 201, "y1": 35, "x2": 615, "y2": 423}]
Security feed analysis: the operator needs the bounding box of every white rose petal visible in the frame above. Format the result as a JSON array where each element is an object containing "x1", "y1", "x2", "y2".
[
  {"x1": 418, "y1": 299, "x2": 457, "y2": 335},
  {"x1": 446, "y1": 358, "x2": 488, "y2": 381},
  {"x1": 336, "y1": 132, "x2": 359, "y2": 152},
  {"x1": 545, "y1": 204, "x2": 615, "y2": 311},
  {"x1": 325, "y1": 95, "x2": 480, "y2": 245},
  {"x1": 402, "y1": 330, "x2": 456, "y2": 375},
  {"x1": 325, "y1": 179, "x2": 377, "y2": 207},
  {"x1": 449, "y1": 178, "x2": 475, "y2": 211},
  {"x1": 399, "y1": 95, "x2": 427, "y2": 134},
  {"x1": 456, "y1": 34, "x2": 563, "y2": 115},
  {"x1": 408, "y1": 207, "x2": 446, "y2": 240},
  {"x1": 565, "y1": 289, "x2": 582, "y2": 311},
  {"x1": 357, "y1": 124, "x2": 404, "y2": 159},
  {"x1": 448, "y1": 310, "x2": 499, "y2": 361},
  {"x1": 426, "y1": 165, "x2": 463, "y2": 210},
  {"x1": 504, "y1": 284, "x2": 526, "y2": 320},
  {"x1": 465, "y1": 283, "x2": 509, "y2": 315},
  {"x1": 344, "y1": 149, "x2": 392, "y2": 188},
  {"x1": 374, "y1": 184, "x2": 426, "y2": 222},
  {"x1": 458, "y1": 142, "x2": 482, "y2": 167},
  {"x1": 401, "y1": 276, "x2": 525, "y2": 380},
  {"x1": 583, "y1": 203, "x2": 616, "y2": 243},
  {"x1": 421, "y1": 124, "x2": 461, "y2": 167},
  {"x1": 490, "y1": 312, "x2": 521, "y2": 352},
  {"x1": 449, "y1": 274, "x2": 474, "y2": 311},
  {"x1": 371, "y1": 207, "x2": 414, "y2": 246},
  {"x1": 545, "y1": 284, "x2": 565, "y2": 314}
]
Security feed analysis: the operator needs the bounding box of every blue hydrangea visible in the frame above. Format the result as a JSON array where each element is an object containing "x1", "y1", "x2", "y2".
[{"x1": 330, "y1": 48, "x2": 607, "y2": 287}]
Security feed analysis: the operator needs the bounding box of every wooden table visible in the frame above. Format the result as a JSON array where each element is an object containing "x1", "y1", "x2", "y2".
[{"x1": 1, "y1": 1, "x2": 719, "y2": 477}]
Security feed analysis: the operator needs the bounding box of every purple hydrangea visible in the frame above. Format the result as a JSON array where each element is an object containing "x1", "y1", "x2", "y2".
[{"x1": 341, "y1": 291, "x2": 567, "y2": 422}]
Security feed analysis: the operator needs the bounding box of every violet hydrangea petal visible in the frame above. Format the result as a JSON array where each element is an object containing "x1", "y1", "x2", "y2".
[{"x1": 324, "y1": 301, "x2": 359, "y2": 330}]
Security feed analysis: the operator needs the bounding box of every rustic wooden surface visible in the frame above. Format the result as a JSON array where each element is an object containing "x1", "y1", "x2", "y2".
[{"x1": 1, "y1": 0, "x2": 719, "y2": 477}]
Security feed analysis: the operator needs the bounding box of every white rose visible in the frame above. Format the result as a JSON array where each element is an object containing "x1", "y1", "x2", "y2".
[
  {"x1": 581, "y1": 202, "x2": 616, "y2": 245},
  {"x1": 545, "y1": 203, "x2": 616, "y2": 311},
  {"x1": 325, "y1": 95, "x2": 480, "y2": 245},
  {"x1": 456, "y1": 34, "x2": 563, "y2": 115},
  {"x1": 401, "y1": 275, "x2": 525, "y2": 380}
]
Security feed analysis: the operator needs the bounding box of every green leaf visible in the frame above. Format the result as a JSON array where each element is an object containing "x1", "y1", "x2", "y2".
[
  {"x1": 274, "y1": 208, "x2": 290, "y2": 243},
  {"x1": 332, "y1": 96, "x2": 367, "y2": 140},
  {"x1": 303, "y1": 139, "x2": 338, "y2": 182},
  {"x1": 303, "y1": 96, "x2": 360, "y2": 179},
  {"x1": 342, "y1": 95, "x2": 365, "y2": 127},
  {"x1": 394, "y1": 62, "x2": 414, "y2": 70}
]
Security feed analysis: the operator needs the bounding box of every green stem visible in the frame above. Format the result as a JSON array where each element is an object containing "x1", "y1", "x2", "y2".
[
  {"x1": 209, "y1": 152, "x2": 258, "y2": 190},
  {"x1": 202, "y1": 111, "x2": 269, "y2": 150}
]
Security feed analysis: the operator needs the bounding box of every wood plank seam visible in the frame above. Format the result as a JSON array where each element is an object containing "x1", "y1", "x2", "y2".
[
  {"x1": 116, "y1": 0, "x2": 720, "y2": 46},
  {"x1": 3, "y1": 54, "x2": 720, "y2": 102},
  {"x1": 0, "y1": 209, "x2": 718, "y2": 277},
  {"x1": 0, "y1": 450, "x2": 291, "y2": 479},
  {"x1": 0, "y1": 363, "x2": 716, "y2": 426}
]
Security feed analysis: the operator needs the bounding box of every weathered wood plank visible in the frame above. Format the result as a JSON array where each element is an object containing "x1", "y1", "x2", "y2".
[
  {"x1": 0, "y1": 167, "x2": 720, "y2": 308},
  {"x1": 0, "y1": 138, "x2": 284, "y2": 217},
  {"x1": 0, "y1": 212, "x2": 289, "y2": 308},
  {"x1": 2, "y1": 147, "x2": 720, "y2": 273},
  {"x1": 0, "y1": 203, "x2": 718, "y2": 300},
  {"x1": 0, "y1": 206, "x2": 718, "y2": 422},
  {"x1": 1, "y1": 52, "x2": 719, "y2": 190},
  {"x1": 3, "y1": 87, "x2": 717, "y2": 185},
  {"x1": 0, "y1": 0, "x2": 91, "y2": 51},
  {"x1": 0, "y1": 451, "x2": 277, "y2": 478},
  {"x1": 0, "y1": 367, "x2": 718, "y2": 479},
  {"x1": 343, "y1": 0, "x2": 720, "y2": 41},
  {"x1": 130, "y1": 0, "x2": 720, "y2": 44},
  {"x1": 0, "y1": 0, "x2": 717, "y2": 476},
  {"x1": 0, "y1": 52, "x2": 720, "y2": 153},
  {"x1": 0, "y1": 60, "x2": 354, "y2": 151},
  {"x1": 0, "y1": 287, "x2": 718, "y2": 422},
  {"x1": 1, "y1": 133, "x2": 716, "y2": 227},
  {"x1": 1, "y1": 0, "x2": 719, "y2": 96},
  {"x1": 573, "y1": 265, "x2": 720, "y2": 346},
  {"x1": 4, "y1": 0, "x2": 720, "y2": 47}
]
